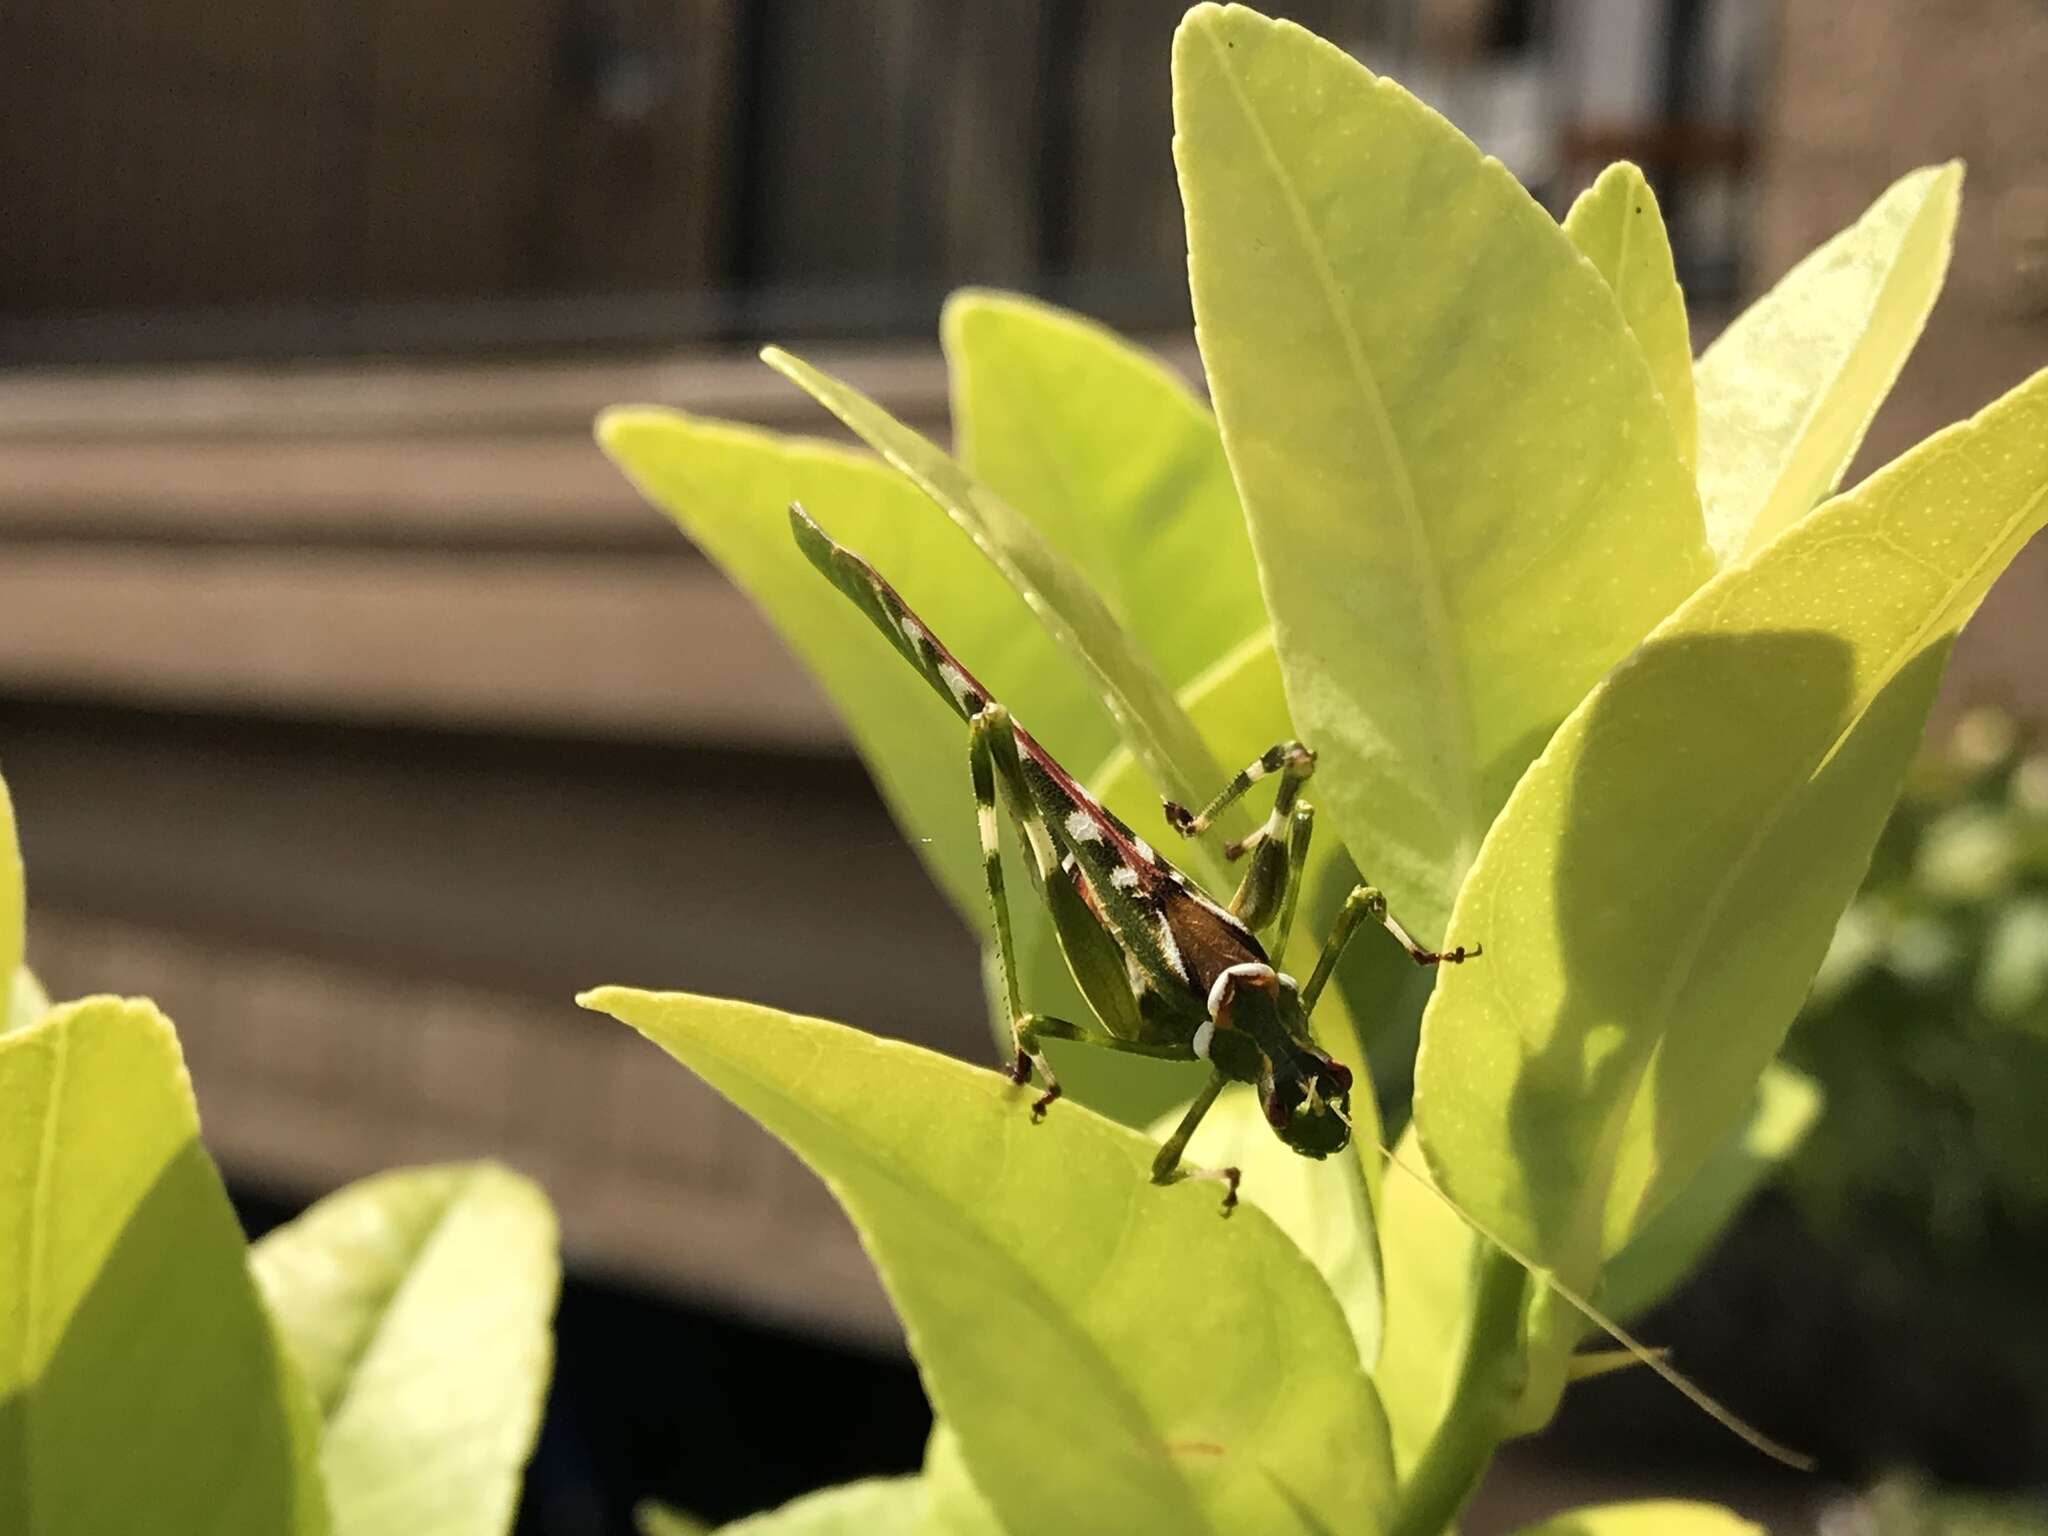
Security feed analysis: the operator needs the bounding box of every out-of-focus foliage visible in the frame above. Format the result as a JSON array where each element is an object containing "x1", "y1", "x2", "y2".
[
  {"x1": 1844, "y1": 1476, "x2": 2048, "y2": 1536},
  {"x1": 1786, "y1": 709, "x2": 2048, "y2": 1298}
]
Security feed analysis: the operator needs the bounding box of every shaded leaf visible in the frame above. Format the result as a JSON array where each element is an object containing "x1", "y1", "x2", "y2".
[
  {"x1": 761, "y1": 348, "x2": 1235, "y2": 833},
  {"x1": 918, "y1": 1426, "x2": 1007, "y2": 1536},
  {"x1": 1598, "y1": 1062, "x2": 1821, "y2": 1320},
  {"x1": 1175, "y1": 4, "x2": 1710, "y2": 946},
  {"x1": 582, "y1": 987, "x2": 1394, "y2": 1536},
  {"x1": 1695, "y1": 163, "x2": 1962, "y2": 565},
  {"x1": 1564, "y1": 162, "x2": 1698, "y2": 471},
  {"x1": 943, "y1": 290, "x2": 1269, "y2": 695},
  {"x1": 1369, "y1": 1128, "x2": 1477, "y2": 1475},
  {"x1": 711, "y1": 1479, "x2": 924, "y2": 1535},
  {"x1": 251, "y1": 1163, "x2": 559, "y2": 1536},
  {"x1": 1414, "y1": 367, "x2": 2048, "y2": 1281},
  {"x1": 637, "y1": 1503, "x2": 714, "y2": 1536},
  {"x1": 0, "y1": 778, "x2": 21, "y2": 1029},
  {"x1": 0, "y1": 998, "x2": 328, "y2": 1535}
]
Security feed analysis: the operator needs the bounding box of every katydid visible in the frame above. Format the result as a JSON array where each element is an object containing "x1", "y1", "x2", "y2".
[{"x1": 791, "y1": 502, "x2": 1477, "y2": 1210}]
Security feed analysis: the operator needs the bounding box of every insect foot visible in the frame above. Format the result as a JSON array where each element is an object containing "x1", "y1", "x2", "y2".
[
  {"x1": 1029, "y1": 1083, "x2": 1062, "y2": 1122},
  {"x1": 1161, "y1": 799, "x2": 1198, "y2": 836}
]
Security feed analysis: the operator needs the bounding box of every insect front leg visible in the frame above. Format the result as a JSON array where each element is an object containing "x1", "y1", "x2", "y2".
[
  {"x1": 1164, "y1": 741, "x2": 1317, "y2": 934},
  {"x1": 1301, "y1": 885, "x2": 1482, "y2": 1013},
  {"x1": 1150, "y1": 1069, "x2": 1241, "y2": 1214}
]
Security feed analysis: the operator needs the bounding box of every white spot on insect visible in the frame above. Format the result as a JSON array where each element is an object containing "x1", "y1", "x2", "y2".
[
  {"x1": 1132, "y1": 836, "x2": 1157, "y2": 862},
  {"x1": 1192, "y1": 1019, "x2": 1215, "y2": 1060},
  {"x1": 977, "y1": 802, "x2": 999, "y2": 847},
  {"x1": 1065, "y1": 809, "x2": 1104, "y2": 843},
  {"x1": 1109, "y1": 863, "x2": 1140, "y2": 890},
  {"x1": 937, "y1": 660, "x2": 977, "y2": 709},
  {"x1": 1206, "y1": 961, "x2": 1276, "y2": 1020},
  {"x1": 898, "y1": 614, "x2": 926, "y2": 647},
  {"x1": 1152, "y1": 914, "x2": 1189, "y2": 980}
]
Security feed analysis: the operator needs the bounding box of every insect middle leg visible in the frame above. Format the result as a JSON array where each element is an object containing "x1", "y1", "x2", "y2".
[
  {"x1": 1164, "y1": 741, "x2": 1317, "y2": 934},
  {"x1": 1301, "y1": 885, "x2": 1481, "y2": 1013}
]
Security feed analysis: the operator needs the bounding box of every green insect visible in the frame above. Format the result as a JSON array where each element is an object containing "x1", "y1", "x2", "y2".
[{"x1": 793, "y1": 503, "x2": 1478, "y2": 1209}]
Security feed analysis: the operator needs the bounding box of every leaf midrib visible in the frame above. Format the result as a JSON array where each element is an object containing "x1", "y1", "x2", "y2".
[{"x1": 1199, "y1": 26, "x2": 1482, "y2": 868}]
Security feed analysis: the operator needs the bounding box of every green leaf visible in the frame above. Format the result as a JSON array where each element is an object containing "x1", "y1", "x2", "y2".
[
  {"x1": 251, "y1": 1162, "x2": 559, "y2": 1536},
  {"x1": 0, "y1": 998, "x2": 329, "y2": 1535},
  {"x1": 760, "y1": 348, "x2": 1234, "y2": 831},
  {"x1": 5, "y1": 967, "x2": 48, "y2": 1036},
  {"x1": 1414, "y1": 366, "x2": 2048, "y2": 1281},
  {"x1": 1174, "y1": 4, "x2": 1711, "y2": 945},
  {"x1": 709, "y1": 1479, "x2": 926, "y2": 1535},
  {"x1": 1563, "y1": 163, "x2": 1698, "y2": 472},
  {"x1": 636, "y1": 1503, "x2": 714, "y2": 1536},
  {"x1": 0, "y1": 776, "x2": 22, "y2": 1029},
  {"x1": 918, "y1": 1426, "x2": 1006, "y2": 1536},
  {"x1": 942, "y1": 290, "x2": 1270, "y2": 695},
  {"x1": 1598, "y1": 1062, "x2": 1821, "y2": 1320},
  {"x1": 1370, "y1": 1128, "x2": 1477, "y2": 1476},
  {"x1": 1509, "y1": 1500, "x2": 1763, "y2": 1536},
  {"x1": 1695, "y1": 163, "x2": 1963, "y2": 565},
  {"x1": 597, "y1": 409, "x2": 1107, "y2": 931},
  {"x1": 1151, "y1": 1085, "x2": 1382, "y2": 1369},
  {"x1": 582, "y1": 987, "x2": 1395, "y2": 1536}
]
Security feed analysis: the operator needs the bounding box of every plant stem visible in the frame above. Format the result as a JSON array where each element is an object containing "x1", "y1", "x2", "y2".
[{"x1": 1386, "y1": 1247, "x2": 1530, "y2": 1536}]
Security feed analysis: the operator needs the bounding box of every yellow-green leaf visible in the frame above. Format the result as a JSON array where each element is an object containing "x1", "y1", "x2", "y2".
[
  {"x1": 0, "y1": 777, "x2": 22, "y2": 1030},
  {"x1": 597, "y1": 409, "x2": 1106, "y2": 930},
  {"x1": 1510, "y1": 1500, "x2": 1763, "y2": 1536},
  {"x1": 0, "y1": 998, "x2": 329, "y2": 1535},
  {"x1": 1175, "y1": 4, "x2": 1711, "y2": 946},
  {"x1": 251, "y1": 1163, "x2": 559, "y2": 1536},
  {"x1": 710, "y1": 1479, "x2": 925, "y2": 1535},
  {"x1": 943, "y1": 290, "x2": 1270, "y2": 696},
  {"x1": 918, "y1": 1426, "x2": 1006, "y2": 1536},
  {"x1": 5, "y1": 966, "x2": 48, "y2": 1036},
  {"x1": 1370, "y1": 1128, "x2": 1478, "y2": 1475},
  {"x1": 582, "y1": 987, "x2": 1394, "y2": 1536},
  {"x1": 1695, "y1": 163, "x2": 1962, "y2": 565},
  {"x1": 1414, "y1": 367, "x2": 2048, "y2": 1282},
  {"x1": 1564, "y1": 163, "x2": 1697, "y2": 472},
  {"x1": 761, "y1": 348, "x2": 1235, "y2": 831}
]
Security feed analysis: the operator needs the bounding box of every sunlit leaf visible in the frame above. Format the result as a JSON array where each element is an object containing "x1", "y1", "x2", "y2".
[
  {"x1": 1510, "y1": 1500, "x2": 1763, "y2": 1536},
  {"x1": 1414, "y1": 367, "x2": 2048, "y2": 1282},
  {"x1": 0, "y1": 998, "x2": 329, "y2": 1534},
  {"x1": 709, "y1": 1479, "x2": 925, "y2": 1535},
  {"x1": 1175, "y1": 4, "x2": 1710, "y2": 946},
  {"x1": 761, "y1": 348, "x2": 1235, "y2": 835},
  {"x1": 251, "y1": 1163, "x2": 559, "y2": 1536},
  {"x1": 1563, "y1": 162, "x2": 1697, "y2": 472},
  {"x1": 943, "y1": 290, "x2": 1269, "y2": 698},
  {"x1": 1695, "y1": 163, "x2": 1962, "y2": 565},
  {"x1": 0, "y1": 778, "x2": 22, "y2": 1030},
  {"x1": 582, "y1": 987, "x2": 1395, "y2": 1536}
]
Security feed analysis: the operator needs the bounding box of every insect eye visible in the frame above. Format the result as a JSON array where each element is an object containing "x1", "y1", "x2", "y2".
[{"x1": 1326, "y1": 1061, "x2": 1353, "y2": 1094}]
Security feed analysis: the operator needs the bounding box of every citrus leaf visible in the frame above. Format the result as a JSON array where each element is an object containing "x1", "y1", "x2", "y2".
[
  {"x1": 709, "y1": 1478, "x2": 925, "y2": 1535},
  {"x1": 0, "y1": 998, "x2": 329, "y2": 1535},
  {"x1": 0, "y1": 777, "x2": 22, "y2": 1030},
  {"x1": 1510, "y1": 1501, "x2": 1763, "y2": 1536},
  {"x1": 1414, "y1": 366, "x2": 2048, "y2": 1281},
  {"x1": 1563, "y1": 162, "x2": 1697, "y2": 472},
  {"x1": 582, "y1": 987, "x2": 1395, "y2": 1536},
  {"x1": 942, "y1": 290, "x2": 1269, "y2": 695},
  {"x1": 251, "y1": 1163, "x2": 559, "y2": 1536},
  {"x1": 597, "y1": 409, "x2": 1107, "y2": 932},
  {"x1": 761, "y1": 348, "x2": 1234, "y2": 830},
  {"x1": 1175, "y1": 4, "x2": 1711, "y2": 946},
  {"x1": 1695, "y1": 163, "x2": 1962, "y2": 565}
]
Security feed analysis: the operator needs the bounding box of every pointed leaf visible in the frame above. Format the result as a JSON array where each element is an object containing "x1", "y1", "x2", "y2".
[
  {"x1": 943, "y1": 290, "x2": 1270, "y2": 693},
  {"x1": 1175, "y1": 5, "x2": 1711, "y2": 946},
  {"x1": 0, "y1": 998, "x2": 329, "y2": 1535},
  {"x1": 636, "y1": 1504, "x2": 714, "y2": 1536},
  {"x1": 1564, "y1": 163, "x2": 1698, "y2": 471},
  {"x1": 1598, "y1": 1062, "x2": 1821, "y2": 1320},
  {"x1": 1695, "y1": 163, "x2": 1962, "y2": 565},
  {"x1": 251, "y1": 1162, "x2": 559, "y2": 1536},
  {"x1": 761, "y1": 348, "x2": 1235, "y2": 829},
  {"x1": 598, "y1": 409, "x2": 1107, "y2": 930},
  {"x1": 918, "y1": 1426, "x2": 1006, "y2": 1536},
  {"x1": 582, "y1": 987, "x2": 1395, "y2": 1536},
  {"x1": 1370, "y1": 1128, "x2": 1478, "y2": 1475},
  {"x1": 1510, "y1": 1501, "x2": 1763, "y2": 1536},
  {"x1": 1415, "y1": 367, "x2": 2048, "y2": 1280}
]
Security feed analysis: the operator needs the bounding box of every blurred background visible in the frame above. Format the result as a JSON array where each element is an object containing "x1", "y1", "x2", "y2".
[{"x1": 2, "y1": 0, "x2": 2046, "y2": 1531}]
